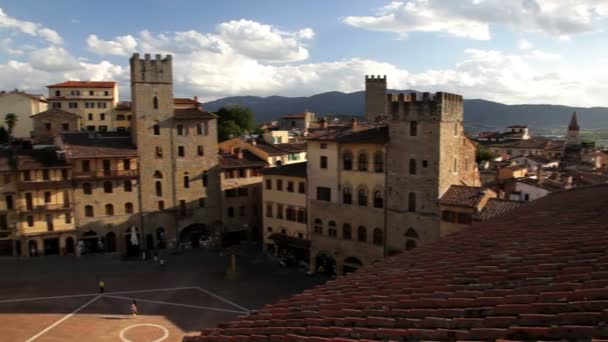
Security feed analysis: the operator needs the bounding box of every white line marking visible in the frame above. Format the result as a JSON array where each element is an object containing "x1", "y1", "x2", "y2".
[
  {"x1": 0, "y1": 287, "x2": 199, "y2": 304},
  {"x1": 196, "y1": 286, "x2": 251, "y2": 313},
  {"x1": 119, "y1": 323, "x2": 169, "y2": 342},
  {"x1": 106, "y1": 295, "x2": 248, "y2": 314},
  {"x1": 24, "y1": 295, "x2": 101, "y2": 342}
]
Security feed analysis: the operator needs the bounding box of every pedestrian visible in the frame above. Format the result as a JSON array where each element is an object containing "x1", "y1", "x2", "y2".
[
  {"x1": 130, "y1": 300, "x2": 138, "y2": 318},
  {"x1": 98, "y1": 279, "x2": 105, "y2": 293}
]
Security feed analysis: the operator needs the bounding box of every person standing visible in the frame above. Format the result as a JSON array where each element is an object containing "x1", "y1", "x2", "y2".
[
  {"x1": 98, "y1": 280, "x2": 105, "y2": 293},
  {"x1": 130, "y1": 300, "x2": 138, "y2": 319}
]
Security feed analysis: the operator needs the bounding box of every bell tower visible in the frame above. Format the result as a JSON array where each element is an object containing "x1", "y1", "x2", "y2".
[
  {"x1": 566, "y1": 111, "x2": 580, "y2": 146},
  {"x1": 364, "y1": 75, "x2": 387, "y2": 123}
]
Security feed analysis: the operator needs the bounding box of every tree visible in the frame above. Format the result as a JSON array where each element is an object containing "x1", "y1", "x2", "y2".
[
  {"x1": 215, "y1": 106, "x2": 255, "y2": 142},
  {"x1": 4, "y1": 113, "x2": 18, "y2": 141},
  {"x1": 0, "y1": 126, "x2": 7, "y2": 143},
  {"x1": 476, "y1": 144, "x2": 497, "y2": 163}
]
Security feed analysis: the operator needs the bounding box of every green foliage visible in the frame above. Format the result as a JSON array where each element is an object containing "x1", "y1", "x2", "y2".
[
  {"x1": 4, "y1": 113, "x2": 17, "y2": 138},
  {"x1": 216, "y1": 105, "x2": 255, "y2": 142},
  {"x1": 581, "y1": 140, "x2": 596, "y2": 149},
  {"x1": 476, "y1": 144, "x2": 497, "y2": 163}
]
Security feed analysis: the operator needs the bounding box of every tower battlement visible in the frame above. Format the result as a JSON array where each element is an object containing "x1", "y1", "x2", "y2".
[
  {"x1": 130, "y1": 53, "x2": 172, "y2": 84},
  {"x1": 365, "y1": 75, "x2": 387, "y2": 82},
  {"x1": 386, "y1": 91, "x2": 463, "y2": 122}
]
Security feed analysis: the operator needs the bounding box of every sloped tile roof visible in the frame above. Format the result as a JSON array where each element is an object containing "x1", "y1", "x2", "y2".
[
  {"x1": 218, "y1": 151, "x2": 267, "y2": 169},
  {"x1": 258, "y1": 162, "x2": 307, "y2": 178},
  {"x1": 308, "y1": 124, "x2": 389, "y2": 144},
  {"x1": 185, "y1": 184, "x2": 608, "y2": 341},
  {"x1": 439, "y1": 185, "x2": 487, "y2": 208},
  {"x1": 60, "y1": 132, "x2": 137, "y2": 158},
  {"x1": 474, "y1": 198, "x2": 522, "y2": 221},
  {"x1": 30, "y1": 108, "x2": 80, "y2": 118},
  {"x1": 174, "y1": 108, "x2": 217, "y2": 120},
  {"x1": 47, "y1": 81, "x2": 116, "y2": 88}
]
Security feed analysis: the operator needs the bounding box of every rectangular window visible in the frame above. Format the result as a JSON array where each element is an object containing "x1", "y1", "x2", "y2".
[
  {"x1": 155, "y1": 146, "x2": 163, "y2": 158},
  {"x1": 44, "y1": 192, "x2": 51, "y2": 203},
  {"x1": 89, "y1": 90, "x2": 94, "y2": 96},
  {"x1": 320, "y1": 156, "x2": 328, "y2": 169},
  {"x1": 61, "y1": 123, "x2": 69, "y2": 131},
  {"x1": 265, "y1": 179, "x2": 272, "y2": 190},
  {"x1": 177, "y1": 124, "x2": 184, "y2": 135},
  {"x1": 65, "y1": 213, "x2": 72, "y2": 224},
  {"x1": 100, "y1": 113, "x2": 105, "y2": 121},
  {"x1": 422, "y1": 160, "x2": 428, "y2": 168},
  {"x1": 238, "y1": 169, "x2": 246, "y2": 178},
  {"x1": 104, "y1": 91, "x2": 109, "y2": 96},
  {"x1": 298, "y1": 182, "x2": 305, "y2": 194},
  {"x1": 409, "y1": 159, "x2": 417, "y2": 175},
  {"x1": 316, "y1": 187, "x2": 331, "y2": 201},
  {"x1": 266, "y1": 203, "x2": 273, "y2": 218},
  {"x1": 87, "y1": 113, "x2": 93, "y2": 120},
  {"x1": 320, "y1": 143, "x2": 327, "y2": 149},
  {"x1": 45, "y1": 123, "x2": 52, "y2": 131},
  {"x1": 82, "y1": 160, "x2": 90, "y2": 172},
  {"x1": 158, "y1": 200, "x2": 165, "y2": 210},
  {"x1": 238, "y1": 188, "x2": 248, "y2": 197},
  {"x1": 196, "y1": 124, "x2": 203, "y2": 135},
  {"x1": 197, "y1": 145, "x2": 204, "y2": 156},
  {"x1": 287, "y1": 181, "x2": 294, "y2": 192},
  {"x1": 178, "y1": 146, "x2": 185, "y2": 157},
  {"x1": 98, "y1": 125, "x2": 108, "y2": 132},
  {"x1": 276, "y1": 204, "x2": 284, "y2": 219},
  {"x1": 55, "y1": 90, "x2": 60, "y2": 96},
  {"x1": 410, "y1": 121, "x2": 418, "y2": 136},
  {"x1": 68, "y1": 102, "x2": 78, "y2": 109},
  {"x1": 123, "y1": 159, "x2": 131, "y2": 170},
  {"x1": 61, "y1": 169, "x2": 68, "y2": 180},
  {"x1": 276, "y1": 179, "x2": 283, "y2": 191},
  {"x1": 23, "y1": 170, "x2": 31, "y2": 181},
  {"x1": 297, "y1": 208, "x2": 306, "y2": 223},
  {"x1": 52, "y1": 102, "x2": 62, "y2": 109},
  {"x1": 5, "y1": 195, "x2": 13, "y2": 210},
  {"x1": 42, "y1": 169, "x2": 50, "y2": 180},
  {"x1": 27, "y1": 216, "x2": 34, "y2": 227}
]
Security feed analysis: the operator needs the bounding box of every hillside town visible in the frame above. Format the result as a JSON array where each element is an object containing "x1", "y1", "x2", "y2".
[{"x1": 1, "y1": 53, "x2": 608, "y2": 341}]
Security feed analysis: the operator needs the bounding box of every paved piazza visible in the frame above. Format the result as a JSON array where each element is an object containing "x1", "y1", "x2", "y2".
[{"x1": 0, "y1": 248, "x2": 324, "y2": 342}]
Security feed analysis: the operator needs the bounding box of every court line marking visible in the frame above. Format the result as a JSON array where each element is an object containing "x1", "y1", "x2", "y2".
[
  {"x1": 24, "y1": 295, "x2": 101, "y2": 342},
  {"x1": 196, "y1": 287, "x2": 251, "y2": 313},
  {"x1": 119, "y1": 323, "x2": 169, "y2": 342},
  {"x1": 0, "y1": 286, "x2": 199, "y2": 304},
  {"x1": 106, "y1": 295, "x2": 248, "y2": 314}
]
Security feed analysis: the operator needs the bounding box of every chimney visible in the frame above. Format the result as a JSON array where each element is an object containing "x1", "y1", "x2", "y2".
[{"x1": 351, "y1": 118, "x2": 359, "y2": 130}]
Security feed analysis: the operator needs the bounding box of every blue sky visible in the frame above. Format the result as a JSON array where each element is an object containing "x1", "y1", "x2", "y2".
[{"x1": 1, "y1": 0, "x2": 608, "y2": 106}]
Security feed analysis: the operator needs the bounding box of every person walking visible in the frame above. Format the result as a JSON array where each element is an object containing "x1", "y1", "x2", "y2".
[
  {"x1": 130, "y1": 300, "x2": 138, "y2": 319},
  {"x1": 98, "y1": 280, "x2": 105, "y2": 294}
]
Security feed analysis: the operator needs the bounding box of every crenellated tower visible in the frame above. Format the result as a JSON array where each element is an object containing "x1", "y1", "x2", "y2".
[{"x1": 364, "y1": 75, "x2": 387, "y2": 123}]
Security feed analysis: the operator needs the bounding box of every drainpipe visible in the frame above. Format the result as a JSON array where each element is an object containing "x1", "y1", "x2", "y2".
[{"x1": 383, "y1": 143, "x2": 389, "y2": 258}]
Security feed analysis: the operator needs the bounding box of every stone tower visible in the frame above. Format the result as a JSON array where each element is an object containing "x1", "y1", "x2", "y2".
[
  {"x1": 384, "y1": 90, "x2": 478, "y2": 253},
  {"x1": 130, "y1": 53, "x2": 220, "y2": 245},
  {"x1": 364, "y1": 75, "x2": 387, "y2": 123},
  {"x1": 566, "y1": 111, "x2": 580, "y2": 146}
]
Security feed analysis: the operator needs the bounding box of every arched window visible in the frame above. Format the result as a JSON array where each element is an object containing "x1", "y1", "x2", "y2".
[
  {"x1": 373, "y1": 228, "x2": 383, "y2": 245},
  {"x1": 408, "y1": 192, "x2": 416, "y2": 212},
  {"x1": 227, "y1": 206, "x2": 234, "y2": 217},
  {"x1": 343, "y1": 151, "x2": 353, "y2": 170},
  {"x1": 343, "y1": 187, "x2": 352, "y2": 204},
  {"x1": 153, "y1": 124, "x2": 160, "y2": 135},
  {"x1": 314, "y1": 219, "x2": 323, "y2": 234},
  {"x1": 342, "y1": 224, "x2": 352, "y2": 240},
  {"x1": 374, "y1": 152, "x2": 384, "y2": 172},
  {"x1": 125, "y1": 202, "x2": 134, "y2": 214},
  {"x1": 406, "y1": 227, "x2": 419, "y2": 238},
  {"x1": 83, "y1": 183, "x2": 92, "y2": 195},
  {"x1": 153, "y1": 96, "x2": 159, "y2": 109},
  {"x1": 409, "y1": 159, "x2": 417, "y2": 175},
  {"x1": 183, "y1": 175, "x2": 190, "y2": 188},
  {"x1": 123, "y1": 180, "x2": 132, "y2": 192},
  {"x1": 374, "y1": 190, "x2": 383, "y2": 208},
  {"x1": 155, "y1": 181, "x2": 162, "y2": 196},
  {"x1": 84, "y1": 205, "x2": 94, "y2": 217},
  {"x1": 153, "y1": 170, "x2": 163, "y2": 179},
  {"x1": 358, "y1": 188, "x2": 367, "y2": 206},
  {"x1": 406, "y1": 227, "x2": 419, "y2": 250},
  {"x1": 103, "y1": 181, "x2": 113, "y2": 193},
  {"x1": 105, "y1": 204, "x2": 114, "y2": 216},
  {"x1": 358, "y1": 153, "x2": 368, "y2": 171},
  {"x1": 328, "y1": 221, "x2": 337, "y2": 237},
  {"x1": 357, "y1": 226, "x2": 367, "y2": 242}
]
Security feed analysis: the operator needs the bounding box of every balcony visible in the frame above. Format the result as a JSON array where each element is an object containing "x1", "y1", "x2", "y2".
[
  {"x1": 19, "y1": 203, "x2": 73, "y2": 213},
  {"x1": 72, "y1": 169, "x2": 138, "y2": 180},
  {"x1": 18, "y1": 180, "x2": 72, "y2": 190}
]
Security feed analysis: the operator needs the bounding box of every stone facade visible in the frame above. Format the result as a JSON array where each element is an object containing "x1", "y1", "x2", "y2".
[
  {"x1": 364, "y1": 75, "x2": 387, "y2": 123},
  {"x1": 31, "y1": 109, "x2": 81, "y2": 144}
]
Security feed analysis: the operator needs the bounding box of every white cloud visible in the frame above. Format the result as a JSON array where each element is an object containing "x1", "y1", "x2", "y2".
[
  {"x1": 29, "y1": 46, "x2": 80, "y2": 72},
  {"x1": 87, "y1": 34, "x2": 138, "y2": 56},
  {"x1": 344, "y1": 0, "x2": 608, "y2": 40},
  {"x1": 529, "y1": 49, "x2": 561, "y2": 61},
  {"x1": 0, "y1": 7, "x2": 63, "y2": 44},
  {"x1": 518, "y1": 39, "x2": 533, "y2": 50}
]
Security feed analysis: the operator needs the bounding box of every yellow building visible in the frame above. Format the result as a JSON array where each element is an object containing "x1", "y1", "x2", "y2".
[
  {"x1": 438, "y1": 185, "x2": 496, "y2": 237},
  {"x1": 46, "y1": 81, "x2": 118, "y2": 132},
  {"x1": 0, "y1": 90, "x2": 48, "y2": 138},
  {"x1": 219, "y1": 137, "x2": 306, "y2": 166},
  {"x1": 259, "y1": 162, "x2": 308, "y2": 263}
]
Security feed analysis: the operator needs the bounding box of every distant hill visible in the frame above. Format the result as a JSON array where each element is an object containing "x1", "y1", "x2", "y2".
[{"x1": 203, "y1": 91, "x2": 608, "y2": 131}]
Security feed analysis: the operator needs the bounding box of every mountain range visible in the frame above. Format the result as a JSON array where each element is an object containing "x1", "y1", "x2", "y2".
[{"x1": 202, "y1": 90, "x2": 608, "y2": 132}]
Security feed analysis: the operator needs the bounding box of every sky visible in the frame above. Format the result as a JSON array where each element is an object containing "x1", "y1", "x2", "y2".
[{"x1": 1, "y1": 0, "x2": 608, "y2": 106}]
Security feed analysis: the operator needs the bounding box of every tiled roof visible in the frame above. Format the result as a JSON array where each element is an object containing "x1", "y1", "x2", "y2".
[
  {"x1": 47, "y1": 81, "x2": 116, "y2": 88},
  {"x1": 258, "y1": 162, "x2": 307, "y2": 178},
  {"x1": 59, "y1": 132, "x2": 137, "y2": 158},
  {"x1": 30, "y1": 108, "x2": 80, "y2": 118},
  {"x1": 174, "y1": 108, "x2": 217, "y2": 120},
  {"x1": 253, "y1": 143, "x2": 286, "y2": 156},
  {"x1": 218, "y1": 151, "x2": 267, "y2": 169},
  {"x1": 474, "y1": 198, "x2": 522, "y2": 221},
  {"x1": 439, "y1": 185, "x2": 487, "y2": 208},
  {"x1": 15, "y1": 149, "x2": 69, "y2": 170},
  {"x1": 518, "y1": 177, "x2": 566, "y2": 192},
  {"x1": 185, "y1": 184, "x2": 608, "y2": 341},
  {"x1": 488, "y1": 138, "x2": 565, "y2": 151},
  {"x1": 308, "y1": 124, "x2": 389, "y2": 144},
  {"x1": 0, "y1": 90, "x2": 47, "y2": 103},
  {"x1": 174, "y1": 98, "x2": 200, "y2": 105},
  {"x1": 275, "y1": 143, "x2": 306, "y2": 153}
]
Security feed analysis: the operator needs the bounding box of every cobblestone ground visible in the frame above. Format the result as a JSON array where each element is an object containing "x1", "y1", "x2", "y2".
[{"x1": 0, "y1": 247, "x2": 325, "y2": 342}]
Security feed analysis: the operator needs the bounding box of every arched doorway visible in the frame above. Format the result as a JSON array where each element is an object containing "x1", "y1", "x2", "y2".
[
  {"x1": 343, "y1": 256, "x2": 363, "y2": 275},
  {"x1": 28, "y1": 240, "x2": 38, "y2": 256},
  {"x1": 125, "y1": 227, "x2": 141, "y2": 257},
  {"x1": 106, "y1": 232, "x2": 117, "y2": 252},
  {"x1": 81, "y1": 230, "x2": 99, "y2": 254},
  {"x1": 405, "y1": 227, "x2": 419, "y2": 251},
  {"x1": 315, "y1": 252, "x2": 336, "y2": 276},
  {"x1": 44, "y1": 238, "x2": 60, "y2": 255},
  {"x1": 180, "y1": 224, "x2": 207, "y2": 248},
  {"x1": 65, "y1": 237, "x2": 75, "y2": 255},
  {"x1": 155, "y1": 228, "x2": 166, "y2": 249}
]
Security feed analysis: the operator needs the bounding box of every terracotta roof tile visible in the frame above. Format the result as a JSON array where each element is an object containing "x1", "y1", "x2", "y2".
[
  {"x1": 307, "y1": 125, "x2": 388, "y2": 144},
  {"x1": 474, "y1": 198, "x2": 522, "y2": 221},
  {"x1": 218, "y1": 151, "x2": 267, "y2": 169},
  {"x1": 258, "y1": 162, "x2": 307, "y2": 178},
  {"x1": 30, "y1": 108, "x2": 80, "y2": 118},
  {"x1": 60, "y1": 132, "x2": 137, "y2": 158},
  {"x1": 185, "y1": 184, "x2": 608, "y2": 341},
  {"x1": 174, "y1": 108, "x2": 217, "y2": 120},
  {"x1": 47, "y1": 81, "x2": 116, "y2": 88},
  {"x1": 439, "y1": 185, "x2": 487, "y2": 208}
]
